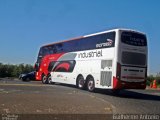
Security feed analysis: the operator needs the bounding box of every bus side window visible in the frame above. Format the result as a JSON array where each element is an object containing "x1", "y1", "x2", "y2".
[{"x1": 48, "y1": 61, "x2": 55, "y2": 72}]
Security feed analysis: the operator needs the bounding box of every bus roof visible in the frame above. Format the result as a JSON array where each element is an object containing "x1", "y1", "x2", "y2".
[{"x1": 42, "y1": 28, "x2": 145, "y2": 48}]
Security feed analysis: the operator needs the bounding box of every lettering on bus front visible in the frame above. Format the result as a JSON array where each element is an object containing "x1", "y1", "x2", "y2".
[
  {"x1": 78, "y1": 50, "x2": 103, "y2": 59},
  {"x1": 121, "y1": 32, "x2": 147, "y2": 46}
]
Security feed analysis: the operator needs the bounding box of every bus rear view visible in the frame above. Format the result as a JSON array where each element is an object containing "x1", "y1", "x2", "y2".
[{"x1": 114, "y1": 30, "x2": 147, "y2": 89}]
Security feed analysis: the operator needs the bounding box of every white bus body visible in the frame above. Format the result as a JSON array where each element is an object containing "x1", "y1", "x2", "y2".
[{"x1": 49, "y1": 29, "x2": 147, "y2": 91}]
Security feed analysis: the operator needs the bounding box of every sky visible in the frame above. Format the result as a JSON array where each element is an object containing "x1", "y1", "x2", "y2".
[{"x1": 0, "y1": 0, "x2": 160, "y2": 74}]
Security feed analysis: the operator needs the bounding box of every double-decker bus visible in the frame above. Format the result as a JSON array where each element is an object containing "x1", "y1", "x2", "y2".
[{"x1": 34, "y1": 28, "x2": 147, "y2": 92}]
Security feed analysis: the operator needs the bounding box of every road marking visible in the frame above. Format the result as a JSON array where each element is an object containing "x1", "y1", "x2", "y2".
[
  {"x1": 3, "y1": 108, "x2": 10, "y2": 114},
  {"x1": 79, "y1": 92, "x2": 115, "y2": 113},
  {"x1": 0, "y1": 83, "x2": 50, "y2": 87},
  {"x1": 0, "y1": 91, "x2": 9, "y2": 94},
  {"x1": 88, "y1": 94, "x2": 116, "y2": 110}
]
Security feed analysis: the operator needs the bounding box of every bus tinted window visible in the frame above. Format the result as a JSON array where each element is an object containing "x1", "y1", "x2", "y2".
[
  {"x1": 53, "y1": 60, "x2": 76, "y2": 72},
  {"x1": 38, "y1": 32, "x2": 115, "y2": 57},
  {"x1": 48, "y1": 61, "x2": 55, "y2": 72},
  {"x1": 63, "y1": 32, "x2": 115, "y2": 52},
  {"x1": 122, "y1": 51, "x2": 146, "y2": 66},
  {"x1": 121, "y1": 32, "x2": 147, "y2": 46}
]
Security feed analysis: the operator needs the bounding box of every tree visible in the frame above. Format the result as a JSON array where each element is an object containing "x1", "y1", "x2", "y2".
[
  {"x1": 0, "y1": 63, "x2": 34, "y2": 78},
  {"x1": 147, "y1": 75, "x2": 154, "y2": 86}
]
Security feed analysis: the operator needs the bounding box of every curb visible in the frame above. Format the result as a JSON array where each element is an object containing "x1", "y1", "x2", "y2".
[{"x1": 146, "y1": 86, "x2": 160, "y2": 90}]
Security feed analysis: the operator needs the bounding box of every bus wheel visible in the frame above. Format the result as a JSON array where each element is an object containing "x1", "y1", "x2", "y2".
[
  {"x1": 42, "y1": 75, "x2": 47, "y2": 84},
  {"x1": 47, "y1": 74, "x2": 54, "y2": 84},
  {"x1": 87, "y1": 76, "x2": 95, "y2": 92},
  {"x1": 77, "y1": 75, "x2": 85, "y2": 89}
]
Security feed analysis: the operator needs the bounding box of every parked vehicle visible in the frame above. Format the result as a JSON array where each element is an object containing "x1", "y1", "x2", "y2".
[{"x1": 19, "y1": 71, "x2": 36, "y2": 81}]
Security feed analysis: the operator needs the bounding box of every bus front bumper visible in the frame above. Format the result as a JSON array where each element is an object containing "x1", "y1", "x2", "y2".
[{"x1": 113, "y1": 77, "x2": 146, "y2": 89}]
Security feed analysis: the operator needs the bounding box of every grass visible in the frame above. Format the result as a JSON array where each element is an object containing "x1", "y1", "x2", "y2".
[{"x1": 157, "y1": 84, "x2": 160, "y2": 88}]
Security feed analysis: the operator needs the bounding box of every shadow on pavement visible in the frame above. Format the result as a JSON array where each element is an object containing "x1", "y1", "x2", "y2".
[
  {"x1": 94, "y1": 89, "x2": 160, "y2": 101},
  {"x1": 46, "y1": 83, "x2": 160, "y2": 101}
]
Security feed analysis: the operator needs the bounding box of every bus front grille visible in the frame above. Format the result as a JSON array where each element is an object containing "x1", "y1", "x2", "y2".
[{"x1": 100, "y1": 71, "x2": 112, "y2": 86}]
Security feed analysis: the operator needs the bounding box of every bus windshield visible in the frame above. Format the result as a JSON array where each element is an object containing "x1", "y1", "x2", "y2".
[
  {"x1": 121, "y1": 31, "x2": 147, "y2": 66},
  {"x1": 121, "y1": 31, "x2": 147, "y2": 46}
]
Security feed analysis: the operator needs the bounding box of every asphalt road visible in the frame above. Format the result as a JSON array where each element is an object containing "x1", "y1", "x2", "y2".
[{"x1": 0, "y1": 78, "x2": 160, "y2": 120}]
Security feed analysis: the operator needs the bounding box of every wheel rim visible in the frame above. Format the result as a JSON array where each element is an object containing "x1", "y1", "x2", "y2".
[
  {"x1": 78, "y1": 79, "x2": 84, "y2": 88},
  {"x1": 42, "y1": 76, "x2": 47, "y2": 83},
  {"x1": 77, "y1": 76, "x2": 85, "y2": 88},
  {"x1": 48, "y1": 76, "x2": 52, "y2": 84},
  {"x1": 88, "y1": 80, "x2": 94, "y2": 91}
]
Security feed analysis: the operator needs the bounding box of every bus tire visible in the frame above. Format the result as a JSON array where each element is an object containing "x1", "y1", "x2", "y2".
[
  {"x1": 47, "y1": 74, "x2": 54, "y2": 84},
  {"x1": 76, "y1": 75, "x2": 85, "y2": 89},
  {"x1": 42, "y1": 74, "x2": 47, "y2": 84},
  {"x1": 86, "y1": 76, "x2": 95, "y2": 92},
  {"x1": 25, "y1": 77, "x2": 31, "y2": 82}
]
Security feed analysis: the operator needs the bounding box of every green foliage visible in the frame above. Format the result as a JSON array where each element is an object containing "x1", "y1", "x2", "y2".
[{"x1": 0, "y1": 63, "x2": 34, "y2": 78}]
